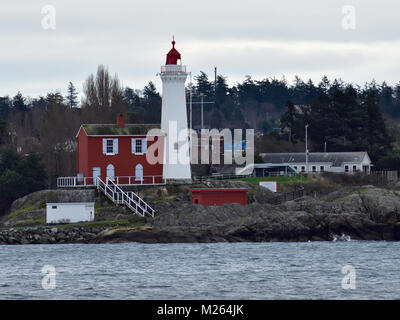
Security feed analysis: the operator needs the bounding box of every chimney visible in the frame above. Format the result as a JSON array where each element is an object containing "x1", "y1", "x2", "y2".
[{"x1": 117, "y1": 114, "x2": 124, "y2": 128}]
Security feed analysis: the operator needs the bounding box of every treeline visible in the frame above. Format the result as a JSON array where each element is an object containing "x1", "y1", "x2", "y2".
[
  {"x1": 182, "y1": 74, "x2": 400, "y2": 133},
  {"x1": 1, "y1": 65, "x2": 400, "y2": 195},
  {"x1": 185, "y1": 73, "x2": 400, "y2": 167},
  {"x1": 0, "y1": 148, "x2": 46, "y2": 214},
  {"x1": 280, "y1": 82, "x2": 393, "y2": 164}
]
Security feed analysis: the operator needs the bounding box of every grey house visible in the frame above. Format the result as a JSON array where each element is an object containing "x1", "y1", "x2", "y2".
[{"x1": 258, "y1": 152, "x2": 372, "y2": 175}]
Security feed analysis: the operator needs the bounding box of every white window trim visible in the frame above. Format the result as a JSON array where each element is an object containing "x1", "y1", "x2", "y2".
[
  {"x1": 132, "y1": 138, "x2": 147, "y2": 155},
  {"x1": 135, "y1": 163, "x2": 144, "y2": 181},
  {"x1": 106, "y1": 164, "x2": 115, "y2": 181},
  {"x1": 103, "y1": 138, "x2": 118, "y2": 155}
]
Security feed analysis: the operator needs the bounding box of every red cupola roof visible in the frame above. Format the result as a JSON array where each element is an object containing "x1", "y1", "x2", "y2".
[{"x1": 165, "y1": 38, "x2": 181, "y2": 65}]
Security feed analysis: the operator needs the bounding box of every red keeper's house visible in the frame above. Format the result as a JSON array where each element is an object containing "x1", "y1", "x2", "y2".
[{"x1": 58, "y1": 114, "x2": 165, "y2": 187}]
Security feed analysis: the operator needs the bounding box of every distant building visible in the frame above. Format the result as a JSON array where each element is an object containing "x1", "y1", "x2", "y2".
[{"x1": 259, "y1": 152, "x2": 372, "y2": 175}]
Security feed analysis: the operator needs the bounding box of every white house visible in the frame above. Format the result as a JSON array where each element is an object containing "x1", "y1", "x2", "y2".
[
  {"x1": 46, "y1": 202, "x2": 95, "y2": 224},
  {"x1": 259, "y1": 152, "x2": 372, "y2": 175}
]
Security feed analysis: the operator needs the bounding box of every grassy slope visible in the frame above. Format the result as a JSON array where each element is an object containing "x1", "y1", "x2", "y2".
[{"x1": 238, "y1": 176, "x2": 307, "y2": 185}]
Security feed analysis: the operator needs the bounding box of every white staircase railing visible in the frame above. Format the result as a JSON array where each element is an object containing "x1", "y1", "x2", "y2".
[{"x1": 96, "y1": 177, "x2": 155, "y2": 218}]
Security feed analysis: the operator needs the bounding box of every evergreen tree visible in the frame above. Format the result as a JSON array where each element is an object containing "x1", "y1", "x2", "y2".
[
  {"x1": 215, "y1": 75, "x2": 229, "y2": 105},
  {"x1": 280, "y1": 100, "x2": 298, "y2": 142},
  {"x1": 143, "y1": 81, "x2": 159, "y2": 100},
  {"x1": 46, "y1": 92, "x2": 64, "y2": 105},
  {"x1": 0, "y1": 120, "x2": 7, "y2": 145},
  {"x1": 195, "y1": 71, "x2": 213, "y2": 98},
  {"x1": 123, "y1": 87, "x2": 141, "y2": 112},
  {"x1": 0, "y1": 97, "x2": 11, "y2": 120},
  {"x1": 361, "y1": 87, "x2": 393, "y2": 161},
  {"x1": 0, "y1": 148, "x2": 47, "y2": 215},
  {"x1": 66, "y1": 82, "x2": 79, "y2": 108},
  {"x1": 143, "y1": 82, "x2": 161, "y2": 123},
  {"x1": 318, "y1": 75, "x2": 330, "y2": 93},
  {"x1": 12, "y1": 92, "x2": 27, "y2": 112}
]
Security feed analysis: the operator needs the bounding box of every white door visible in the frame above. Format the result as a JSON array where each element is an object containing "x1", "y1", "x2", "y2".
[
  {"x1": 106, "y1": 164, "x2": 115, "y2": 182},
  {"x1": 93, "y1": 167, "x2": 101, "y2": 186},
  {"x1": 135, "y1": 164, "x2": 143, "y2": 181}
]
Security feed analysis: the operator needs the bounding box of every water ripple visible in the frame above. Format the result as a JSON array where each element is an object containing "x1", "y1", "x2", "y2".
[{"x1": 0, "y1": 241, "x2": 399, "y2": 299}]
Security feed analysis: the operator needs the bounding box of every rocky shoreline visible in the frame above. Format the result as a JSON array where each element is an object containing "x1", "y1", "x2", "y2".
[
  {"x1": 2, "y1": 178, "x2": 400, "y2": 244},
  {"x1": 0, "y1": 226, "x2": 109, "y2": 245}
]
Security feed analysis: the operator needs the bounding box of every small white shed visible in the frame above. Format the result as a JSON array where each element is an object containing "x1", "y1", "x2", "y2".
[
  {"x1": 46, "y1": 202, "x2": 95, "y2": 224},
  {"x1": 259, "y1": 181, "x2": 277, "y2": 193}
]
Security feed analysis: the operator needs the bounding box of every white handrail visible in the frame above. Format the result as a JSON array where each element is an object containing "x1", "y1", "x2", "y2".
[
  {"x1": 97, "y1": 177, "x2": 145, "y2": 216},
  {"x1": 105, "y1": 178, "x2": 155, "y2": 217},
  {"x1": 96, "y1": 177, "x2": 155, "y2": 217}
]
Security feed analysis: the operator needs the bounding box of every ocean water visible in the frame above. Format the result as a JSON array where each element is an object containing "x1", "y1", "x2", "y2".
[{"x1": 0, "y1": 241, "x2": 399, "y2": 300}]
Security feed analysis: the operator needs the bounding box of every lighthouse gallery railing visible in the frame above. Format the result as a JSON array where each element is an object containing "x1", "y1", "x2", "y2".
[{"x1": 160, "y1": 65, "x2": 186, "y2": 73}]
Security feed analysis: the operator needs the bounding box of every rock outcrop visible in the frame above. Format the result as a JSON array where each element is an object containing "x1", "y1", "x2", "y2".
[
  {"x1": 3, "y1": 182, "x2": 400, "y2": 244},
  {"x1": 92, "y1": 185, "x2": 400, "y2": 243}
]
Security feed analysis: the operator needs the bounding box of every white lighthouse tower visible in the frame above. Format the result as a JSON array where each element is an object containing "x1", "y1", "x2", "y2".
[{"x1": 159, "y1": 39, "x2": 192, "y2": 183}]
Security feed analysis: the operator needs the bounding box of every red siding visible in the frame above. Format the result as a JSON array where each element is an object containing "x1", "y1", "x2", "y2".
[
  {"x1": 191, "y1": 189, "x2": 248, "y2": 206},
  {"x1": 77, "y1": 127, "x2": 89, "y2": 177},
  {"x1": 77, "y1": 131, "x2": 164, "y2": 183}
]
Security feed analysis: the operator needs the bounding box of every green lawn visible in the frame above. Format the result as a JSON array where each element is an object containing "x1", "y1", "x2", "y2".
[{"x1": 238, "y1": 176, "x2": 307, "y2": 185}]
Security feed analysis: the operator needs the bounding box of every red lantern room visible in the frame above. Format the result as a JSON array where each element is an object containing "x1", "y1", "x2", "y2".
[{"x1": 165, "y1": 38, "x2": 181, "y2": 65}]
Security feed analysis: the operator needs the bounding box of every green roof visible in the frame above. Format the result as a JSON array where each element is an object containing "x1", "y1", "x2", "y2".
[{"x1": 82, "y1": 124, "x2": 161, "y2": 136}]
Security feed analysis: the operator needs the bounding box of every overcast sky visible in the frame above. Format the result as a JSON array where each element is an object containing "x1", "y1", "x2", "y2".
[{"x1": 1, "y1": 0, "x2": 400, "y2": 99}]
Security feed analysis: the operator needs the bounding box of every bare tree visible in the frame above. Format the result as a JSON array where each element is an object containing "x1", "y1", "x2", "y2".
[{"x1": 82, "y1": 65, "x2": 126, "y2": 123}]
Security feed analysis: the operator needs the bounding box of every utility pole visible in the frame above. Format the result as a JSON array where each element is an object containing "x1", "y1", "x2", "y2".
[
  {"x1": 214, "y1": 66, "x2": 217, "y2": 97},
  {"x1": 189, "y1": 73, "x2": 193, "y2": 133},
  {"x1": 305, "y1": 124, "x2": 309, "y2": 173},
  {"x1": 200, "y1": 92, "x2": 204, "y2": 129}
]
